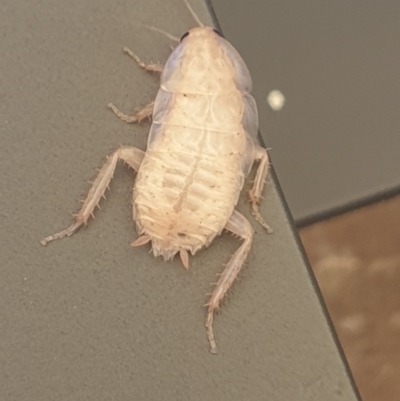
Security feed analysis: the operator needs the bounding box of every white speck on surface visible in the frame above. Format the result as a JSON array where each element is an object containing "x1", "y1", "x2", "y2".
[
  {"x1": 267, "y1": 90, "x2": 285, "y2": 111},
  {"x1": 339, "y1": 314, "x2": 366, "y2": 334}
]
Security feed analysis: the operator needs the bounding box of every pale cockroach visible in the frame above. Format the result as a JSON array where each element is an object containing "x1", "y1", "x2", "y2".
[{"x1": 41, "y1": 0, "x2": 272, "y2": 354}]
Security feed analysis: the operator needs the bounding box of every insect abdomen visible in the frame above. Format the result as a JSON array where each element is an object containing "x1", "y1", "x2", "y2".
[{"x1": 133, "y1": 125, "x2": 246, "y2": 257}]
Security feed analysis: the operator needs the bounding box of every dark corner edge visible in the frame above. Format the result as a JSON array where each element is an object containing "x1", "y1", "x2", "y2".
[
  {"x1": 269, "y1": 158, "x2": 362, "y2": 400},
  {"x1": 296, "y1": 184, "x2": 400, "y2": 229},
  {"x1": 204, "y1": 0, "x2": 223, "y2": 32}
]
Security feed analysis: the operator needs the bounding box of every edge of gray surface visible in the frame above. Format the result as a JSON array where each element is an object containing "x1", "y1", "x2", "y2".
[
  {"x1": 296, "y1": 183, "x2": 400, "y2": 228},
  {"x1": 1, "y1": 0, "x2": 360, "y2": 399}
]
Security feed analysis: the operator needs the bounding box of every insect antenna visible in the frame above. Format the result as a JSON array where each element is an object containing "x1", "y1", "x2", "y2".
[
  {"x1": 146, "y1": 26, "x2": 180, "y2": 43},
  {"x1": 182, "y1": 0, "x2": 204, "y2": 27},
  {"x1": 142, "y1": 0, "x2": 204, "y2": 43}
]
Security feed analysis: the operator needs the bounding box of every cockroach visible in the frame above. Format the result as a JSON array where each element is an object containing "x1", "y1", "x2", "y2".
[{"x1": 41, "y1": 0, "x2": 272, "y2": 354}]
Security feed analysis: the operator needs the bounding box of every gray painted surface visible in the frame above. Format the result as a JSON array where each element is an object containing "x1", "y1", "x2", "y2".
[
  {"x1": 212, "y1": 0, "x2": 400, "y2": 221},
  {"x1": 1, "y1": 0, "x2": 359, "y2": 400}
]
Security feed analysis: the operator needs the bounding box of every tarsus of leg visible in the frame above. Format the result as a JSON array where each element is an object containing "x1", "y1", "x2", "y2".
[
  {"x1": 41, "y1": 147, "x2": 145, "y2": 245},
  {"x1": 123, "y1": 47, "x2": 163, "y2": 73},
  {"x1": 108, "y1": 101, "x2": 154, "y2": 124},
  {"x1": 205, "y1": 210, "x2": 254, "y2": 354},
  {"x1": 249, "y1": 146, "x2": 273, "y2": 233}
]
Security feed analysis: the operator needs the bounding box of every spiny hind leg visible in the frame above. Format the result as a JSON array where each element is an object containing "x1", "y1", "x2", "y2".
[
  {"x1": 249, "y1": 146, "x2": 273, "y2": 233},
  {"x1": 41, "y1": 146, "x2": 145, "y2": 245},
  {"x1": 205, "y1": 210, "x2": 254, "y2": 354}
]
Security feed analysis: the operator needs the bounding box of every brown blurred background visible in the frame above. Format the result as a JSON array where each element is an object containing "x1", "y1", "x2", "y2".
[{"x1": 300, "y1": 196, "x2": 400, "y2": 401}]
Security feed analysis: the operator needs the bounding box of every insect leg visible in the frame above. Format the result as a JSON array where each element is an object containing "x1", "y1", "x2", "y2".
[
  {"x1": 107, "y1": 47, "x2": 161, "y2": 123},
  {"x1": 108, "y1": 100, "x2": 154, "y2": 124},
  {"x1": 249, "y1": 146, "x2": 273, "y2": 233},
  {"x1": 123, "y1": 47, "x2": 164, "y2": 73},
  {"x1": 41, "y1": 146, "x2": 145, "y2": 245},
  {"x1": 205, "y1": 210, "x2": 254, "y2": 354}
]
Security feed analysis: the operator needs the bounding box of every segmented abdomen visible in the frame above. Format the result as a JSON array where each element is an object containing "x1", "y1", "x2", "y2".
[{"x1": 133, "y1": 123, "x2": 247, "y2": 258}]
